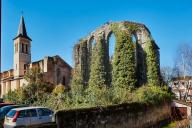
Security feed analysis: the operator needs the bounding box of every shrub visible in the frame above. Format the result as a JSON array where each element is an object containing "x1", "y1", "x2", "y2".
[
  {"x1": 71, "y1": 83, "x2": 86, "y2": 108},
  {"x1": 111, "y1": 86, "x2": 134, "y2": 104},
  {"x1": 52, "y1": 84, "x2": 65, "y2": 96},
  {"x1": 4, "y1": 88, "x2": 24, "y2": 104},
  {"x1": 134, "y1": 85, "x2": 173, "y2": 105},
  {"x1": 4, "y1": 83, "x2": 54, "y2": 105},
  {"x1": 85, "y1": 85, "x2": 113, "y2": 107}
]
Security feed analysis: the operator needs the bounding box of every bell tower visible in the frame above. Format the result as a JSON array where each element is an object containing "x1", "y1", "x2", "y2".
[{"x1": 13, "y1": 15, "x2": 32, "y2": 77}]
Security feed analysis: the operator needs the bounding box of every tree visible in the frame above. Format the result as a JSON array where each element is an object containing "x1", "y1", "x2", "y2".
[
  {"x1": 22, "y1": 67, "x2": 53, "y2": 104},
  {"x1": 112, "y1": 29, "x2": 136, "y2": 90},
  {"x1": 89, "y1": 37, "x2": 110, "y2": 87},
  {"x1": 24, "y1": 67, "x2": 44, "y2": 84},
  {"x1": 174, "y1": 43, "x2": 192, "y2": 77},
  {"x1": 161, "y1": 66, "x2": 174, "y2": 84},
  {"x1": 71, "y1": 67, "x2": 84, "y2": 87},
  {"x1": 145, "y1": 39, "x2": 160, "y2": 86},
  {"x1": 172, "y1": 43, "x2": 192, "y2": 101}
]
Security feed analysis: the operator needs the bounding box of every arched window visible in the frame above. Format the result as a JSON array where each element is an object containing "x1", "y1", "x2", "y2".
[
  {"x1": 57, "y1": 68, "x2": 60, "y2": 77},
  {"x1": 25, "y1": 44, "x2": 28, "y2": 54},
  {"x1": 22, "y1": 43, "x2": 24, "y2": 53},
  {"x1": 131, "y1": 35, "x2": 137, "y2": 43},
  {"x1": 89, "y1": 38, "x2": 96, "y2": 49},
  {"x1": 56, "y1": 68, "x2": 61, "y2": 84},
  {"x1": 108, "y1": 33, "x2": 116, "y2": 61},
  {"x1": 88, "y1": 38, "x2": 97, "y2": 60},
  {"x1": 62, "y1": 76, "x2": 66, "y2": 86}
]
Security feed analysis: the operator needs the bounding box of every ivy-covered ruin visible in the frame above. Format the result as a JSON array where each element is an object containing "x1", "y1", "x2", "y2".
[{"x1": 73, "y1": 21, "x2": 161, "y2": 88}]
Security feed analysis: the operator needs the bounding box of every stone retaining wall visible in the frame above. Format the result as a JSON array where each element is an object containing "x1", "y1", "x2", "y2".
[{"x1": 56, "y1": 103, "x2": 171, "y2": 128}]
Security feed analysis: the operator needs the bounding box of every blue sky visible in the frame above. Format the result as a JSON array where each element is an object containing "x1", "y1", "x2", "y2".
[{"x1": 1, "y1": 0, "x2": 192, "y2": 71}]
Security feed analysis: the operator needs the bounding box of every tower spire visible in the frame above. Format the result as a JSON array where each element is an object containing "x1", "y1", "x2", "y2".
[{"x1": 14, "y1": 15, "x2": 31, "y2": 41}]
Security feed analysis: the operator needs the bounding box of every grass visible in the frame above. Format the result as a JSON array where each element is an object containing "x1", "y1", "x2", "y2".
[
  {"x1": 162, "y1": 119, "x2": 190, "y2": 128},
  {"x1": 162, "y1": 121, "x2": 176, "y2": 128}
]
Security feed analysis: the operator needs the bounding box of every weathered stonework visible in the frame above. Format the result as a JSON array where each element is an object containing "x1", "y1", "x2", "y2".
[
  {"x1": 73, "y1": 21, "x2": 160, "y2": 86},
  {"x1": 56, "y1": 103, "x2": 171, "y2": 128}
]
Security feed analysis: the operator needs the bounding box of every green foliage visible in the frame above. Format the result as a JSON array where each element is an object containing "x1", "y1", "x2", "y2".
[
  {"x1": 4, "y1": 83, "x2": 54, "y2": 105},
  {"x1": 85, "y1": 85, "x2": 113, "y2": 107},
  {"x1": 71, "y1": 67, "x2": 84, "y2": 87},
  {"x1": 24, "y1": 67, "x2": 44, "y2": 84},
  {"x1": 4, "y1": 88, "x2": 25, "y2": 104},
  {"x1": 111, "y1": 25, "x2": 136, "y2": 90},
  {"x1": 71, "y1": 83, "x2": 87, "y2": 108},
  {"x1": 89, "y1": 37, "x2": 110, "y2": 87},
  {"x1": 4, "y1": 82, "x2": 173, "y2": 111},
  {"x1": 111, "y1": 86, "x2": 134, "y2": 104},
  {"x1": 162, "y1": 122, "x2": 176, "y2": 128},
  {"x1": 124, "y1": 23, "x2": 139, "y2": 32},
  {"x1": 145, "y1": 39, "x2": 160, "y2": 86},
  {"x1": 4, "y1": 68, "x2": 53, "y2": 105},
  {"x1": 41, "y1": 92, "x2": 73, "y2": 111},
  {"x1": 52, "y1": 84, "x2": 65, "y2": 96},
  {"x1": 134, "y1": 85, "x2": 173, "y2": 105}
]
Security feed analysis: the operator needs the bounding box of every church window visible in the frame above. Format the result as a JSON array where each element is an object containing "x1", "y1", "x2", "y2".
[
  {"x1": 25, "y1": 44, "x2": 28, "y2": 54},
  {"x1": 62, "y1": 76, "x2": 66, "y2": 85},
  {"x1": 15, "y1": 43, "x2": 18, "y2": 53},
  {"x1": 24, "y1": 64, "x2": 27, "y2": 74},
  {"x1": 56, "y1": 68, "x2": 61, "y2": 84},
  {"x1": 22, "y1": 43, "x2": 24, "y2": 53}
]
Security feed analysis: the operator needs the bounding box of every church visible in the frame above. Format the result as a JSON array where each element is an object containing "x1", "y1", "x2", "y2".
[{"x1": 0, "y1": 16, "x2": 72, "y2": 98}]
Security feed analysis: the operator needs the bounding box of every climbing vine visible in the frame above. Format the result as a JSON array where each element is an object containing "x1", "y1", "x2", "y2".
[
  {"x1": 88, "y1": 37, "x2": 110, "y2": 87},
  {"x1": 110, "y1": 24, "x2": 136, "y2": 90},
  {"x1": 144, "y1": 39, "x2": 160, "y2": 86}
]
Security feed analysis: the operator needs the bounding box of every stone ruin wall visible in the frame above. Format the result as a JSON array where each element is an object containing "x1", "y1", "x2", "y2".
[{"x1": 73, "y1": 21, "x2": 160, "y2": 86}]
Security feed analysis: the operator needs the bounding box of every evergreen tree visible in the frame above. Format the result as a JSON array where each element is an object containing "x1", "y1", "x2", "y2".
[
  {"x1": 89, "y1": 37, "x2": 109, "y2": 87},
  {"x1": 112, "y1": 29, "x2": 136, "y2": 90},
  {"x1": 145, "y1": 39, "x2": 160, "y2": 86},
  {"x1": 71, "y1": 66, "x2": 84, "y2": 87}
]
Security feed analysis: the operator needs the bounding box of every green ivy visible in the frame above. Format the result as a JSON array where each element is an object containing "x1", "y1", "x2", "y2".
[
  {"x1": 144, "y1": 39, "x2": 160, "y2": 86},
  {"x1": 111, "y1": 24, "x2": 136, "y2": 90},
  {"x1": 88, "y1": 37, "x2": 110, "y2": 87}
]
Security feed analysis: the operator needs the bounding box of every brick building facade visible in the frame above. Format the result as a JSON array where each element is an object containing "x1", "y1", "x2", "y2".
[{"x1": 0, "y1": 16, "x2": 72, "y2": 97}]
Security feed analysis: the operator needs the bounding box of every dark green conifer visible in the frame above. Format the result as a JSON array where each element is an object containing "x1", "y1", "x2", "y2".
[
  {"x1": 145, "y1": 39, "x2": 160, "y2": 86},
  {"x1": 89, "y1": 37, "x2": 110, "y2": 87},
  {"x1": 112, "y1": 27, "x2": 136, "y2": 90}
]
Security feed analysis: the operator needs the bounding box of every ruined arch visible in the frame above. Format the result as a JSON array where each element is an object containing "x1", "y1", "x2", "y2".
[
  {"x1": 88, "y1": 37, "x2": 97, "y2": 55},
  {"x1": 105, "y1": 31, "x2": 116, "y2": 62},
  {"x1": 87, "y1": 36, "x2": 97, "y2": 55},
  {"x1": 73, "y1": 21, "x2": 160, "y2": 86},
  {"x1": 131, "y1": 34, "x2": 137, "y2": 43},
  {"x1": 132, "y1": 30, "x2": 147, "y2": 85}
]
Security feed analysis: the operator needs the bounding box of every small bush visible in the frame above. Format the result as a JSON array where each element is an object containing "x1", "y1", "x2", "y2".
[
  {"x1": 52, "y1": 84, "x2": 65, "y2": 96},
  {"x1": 134, "y1": 85, "x2": 173, "y2": 105},
  {"x1": 4, "y1": 83, "x2": 54, "y2": 105}
]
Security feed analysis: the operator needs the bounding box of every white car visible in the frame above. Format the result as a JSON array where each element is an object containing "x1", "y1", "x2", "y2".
[{"x1": 4, "y1": 106, "x2": 55, "y2": 128}]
